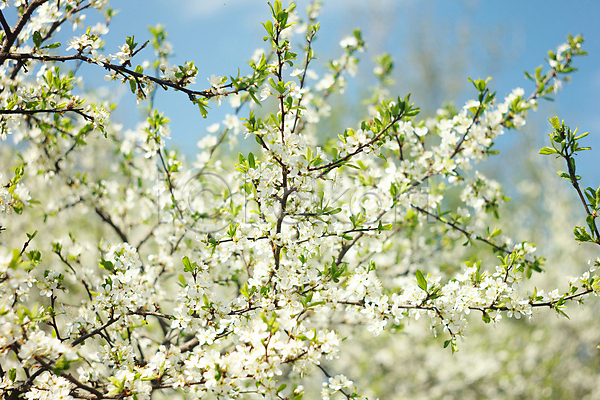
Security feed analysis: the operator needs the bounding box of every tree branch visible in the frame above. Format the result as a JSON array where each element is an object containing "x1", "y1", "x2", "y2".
[
  {"x1": 94, "y1": 207, "x2": 129, "y2": 243},
  {"x1": 0, "y1": 10, "x2": 12, "y2": 37},
  {"x1": 0, "y1": 0, "x2": 48, "y2": 66}
]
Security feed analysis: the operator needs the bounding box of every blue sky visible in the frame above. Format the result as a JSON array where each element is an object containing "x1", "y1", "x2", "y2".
[{"x1": 86, "y1": 1, "x2": 599, "y2": 182}]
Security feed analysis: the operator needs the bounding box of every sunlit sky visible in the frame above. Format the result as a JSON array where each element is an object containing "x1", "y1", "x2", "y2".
[{"x1": 77, "y1": 1, "x2": 600, "y2": 182}]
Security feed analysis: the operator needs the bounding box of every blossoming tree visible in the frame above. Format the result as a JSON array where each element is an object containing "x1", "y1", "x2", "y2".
[{"x1": 0, "y1": 1, "x2": 598, "y2": 399}]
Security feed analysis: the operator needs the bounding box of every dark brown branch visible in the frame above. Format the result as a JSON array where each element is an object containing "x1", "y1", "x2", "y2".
[
  {"x1": 34, "y1": 356, "x2": 104, "y2": 399},
  {"x1": 448, "y1": 89, "x2": 488, "y2": 159},
  {"x1": 19, "y1": 232, "x2": 35, "y2": 256},
  {"x1": 529, "y1": 288, "x2": 593, "y2": 308},
  {"x1": 563, "y1": 149, "x2": 600, "y2": 242},
  {"x1": 0, "y1": 10, "x2": 12, "y2": 37},
  {"x1": 411, "y1": 204, "x2": 538, "y2": 265},
  {"x1": 291, "y1": 21, "x2": 317, "y2": 134},
  {"x1": 0, "y1": 108, "x2": 91, "y2": 118},
  {"x1": 9, "y1": 3, "x2": 94, "y2": 79},
  {"x1": 317, "y1": 364, "x2": 354, "y2": 400},
  {"x1": 54, "y1": 249, "x2": 94, "y2": 302},
  {"x1": 272, "y1": 187, "x2": 297, "y2": 271},
  {"x1": 71, "y1": 317, "x2": 118, "y2": 347},
  {"x1": 339, "y1": 286, "x2": 595, "y2": 316},
  {"x1": 6, "y1": 368, "x2": 45, "y2": 400},
  {"x1": 136, "y1": 222, "x2": 159, "y2": 251},
  {"x1": 94, "y1": 207, "x2": 128, "y2": 243},
  {"x1": 0, "y1": 52, "x2": 242, "y2": 100},
  {"x1": 310, "y1": 112, "x2": 404, "y2": 178},
  {"x1": 131, "y1": 309, "x2": 173, "y2": 320},
  {"x1": 0, "y1": 0, "x2": 48, "y2": 66}
]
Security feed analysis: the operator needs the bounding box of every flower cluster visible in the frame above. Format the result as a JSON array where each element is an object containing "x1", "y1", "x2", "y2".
[
  {"x1": 0, "y1": 179, "x2": 12, "y2": 215},
  {"x1": 160, "y1": 61, "x2": 198, "y2": 87},
  {"x1": 23, "y1": 371, "x2": 74, "y2": 400}
]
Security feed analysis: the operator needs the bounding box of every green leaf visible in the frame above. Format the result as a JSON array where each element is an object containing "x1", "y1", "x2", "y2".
[
  {"x1": 557, "y1": 171, "x2": 571, "y2": 180},
  {"x1": 539, "y1": 146, "x2": 556, "y2": 155},
  {"x1": 415, "y1": 270, "x2": 427, "y2": 291},
  {"x1": 240, "y1": 283, "x2": 249, "y2": 298},
  {"x1": 549, "y1": 116, "x2": 561, "y2": 130},
  {"x1": 99, "y1": 259, "x2": 114, "y2": 271},
  {"x1": 575, "y1": 146, "x2": 592, "y2": 152},
  {"x1": 574, "y1": 226, "x2": 593, "y2": 243},
  {"x1": 586, "y1": 215, "x2": 597, "y2": 238},
  {"x1": 248, "y1": 152, "x2": 256, "y2": 169},
  {"x1": 12, "y1": 199, "x2": 23, "y2": 214},
  {"x1": 52, "y1": 354, "x2": 72, "y2": 375},
  {"x1": 574, "y1": 131, "x2": 590, "y2": 140},
  {"x1": 44, "y1": 42, "x2": 61, "y2": 49},
  {"x1": 584, "y1": 187, "x2": 596, "y2": 206},
  {"x1": 33, "y1": 31, "x2": 42, "y2": 48},
  {"x1": 182, "y1": 255, "x2": 197, "y2": 273},
  {"x1": 377, "y1": 221, "x2": 392, "y2": 232},
  {"x1": 129, "y1": 79, "x2": 136, "y2": 94},
  {"x1": 126, "y1": 35, "x2": 138, "y2": 51},
  {"x1": 323, "y1": 207, "x2": 341, "y2": 215},
  {"x1": 266, "y1": 20, "x2": 274, "y2": 36},
  {"x1": 195, "y1": 99, "x2": 210, "y2": 118}
]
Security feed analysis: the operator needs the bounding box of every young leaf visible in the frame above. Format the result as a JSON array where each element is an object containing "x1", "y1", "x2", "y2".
[
  {"x1": 415, "y1": 270, "x2": 427, "y2": 291},
  {"x1": 549, "y1": 116, "x2": 561, "y2": 130},
  {"x1": 539, "y1": 146, "x2": 556, "y2": 155},
  {"x1": 33, "y1": 31, "x2": 42, "y2": 48}
]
